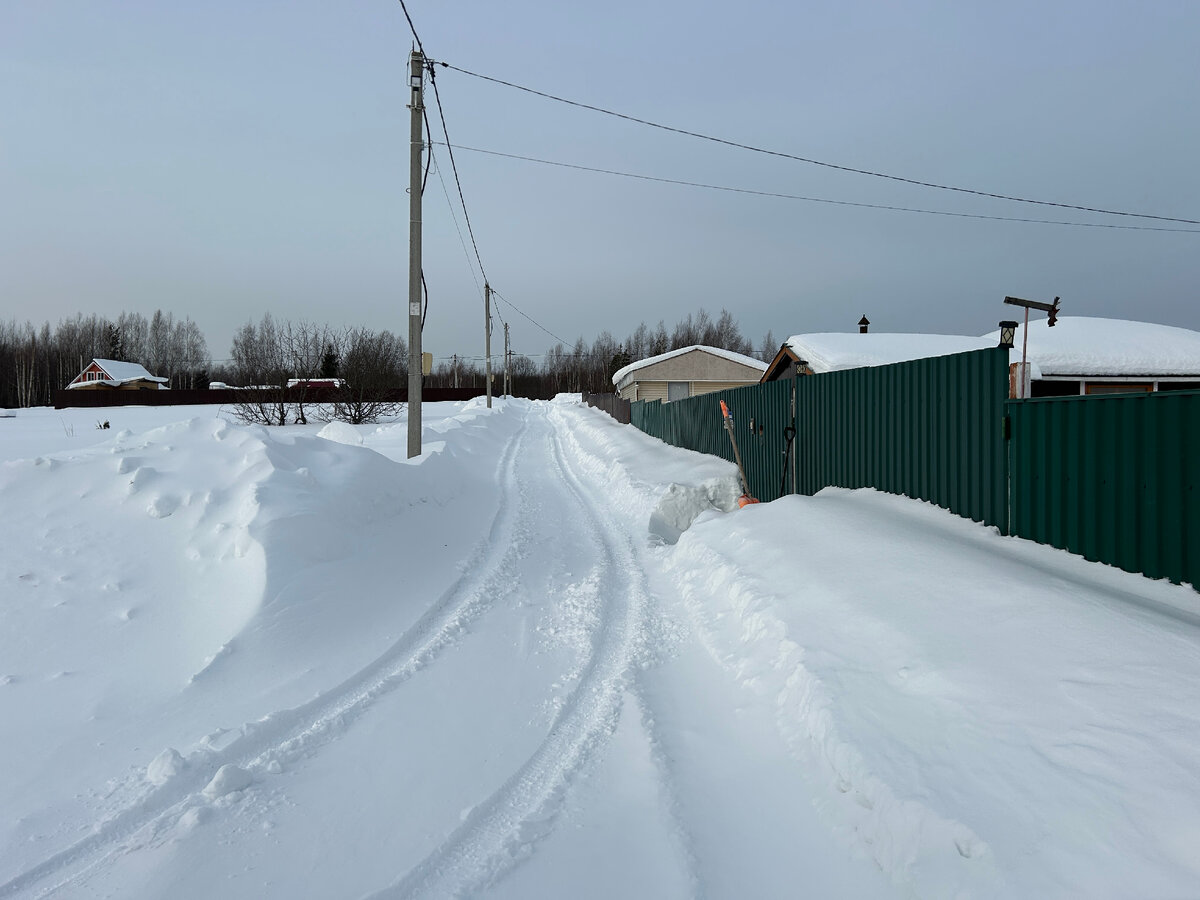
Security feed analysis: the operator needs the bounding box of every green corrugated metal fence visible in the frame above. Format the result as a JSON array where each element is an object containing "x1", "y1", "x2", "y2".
[
  {"x1": 632, "y1": 347, "x2": 1009, "y2": 522},
  {"x1": 795, "y1": 347, "x2": 1009, "y2": 527},
  {"x1": 1008, "y1": 389, "x2": 1200, "y2": 586},
  {"x1": 630, "y1": 349, "x2": 1197, "y2": 587},
  {"x1": 632, "y1": 379, "x2": 794, "y2": 503}
]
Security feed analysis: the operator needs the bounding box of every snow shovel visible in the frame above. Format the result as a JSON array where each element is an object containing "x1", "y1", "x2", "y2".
[{"x1": 719, "y1": 400, "x2": 760, "y2": 508}]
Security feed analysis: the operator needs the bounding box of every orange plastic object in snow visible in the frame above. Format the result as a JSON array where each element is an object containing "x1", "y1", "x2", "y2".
[{"x1": 719, "y1": 400, "x2": 759, "y2": 507}]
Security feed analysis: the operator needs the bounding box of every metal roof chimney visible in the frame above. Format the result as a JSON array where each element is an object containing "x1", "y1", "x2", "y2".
[{"x1": 858, "y1": 315, "x2": 870, "y2": 334}]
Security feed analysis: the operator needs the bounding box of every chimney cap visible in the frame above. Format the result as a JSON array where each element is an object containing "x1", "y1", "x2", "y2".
[{"x1": 858, "y1": 315, "x2": 870, "y2": 326}]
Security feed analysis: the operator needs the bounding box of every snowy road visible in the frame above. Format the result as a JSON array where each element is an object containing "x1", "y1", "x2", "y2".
[
  {"x1": 0, "y1": 401, "x2": 878, "y2": 897},
  {"x1": 3, "y1": 398, "x2": 1199, "y2": 898}
]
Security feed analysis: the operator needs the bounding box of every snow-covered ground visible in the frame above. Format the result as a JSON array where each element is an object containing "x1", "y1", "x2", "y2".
[{"x1": 2, "y1": 398, "x2": 1198, "y2": 899}]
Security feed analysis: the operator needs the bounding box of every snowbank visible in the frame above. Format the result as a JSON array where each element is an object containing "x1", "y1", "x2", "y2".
[
  {"x1": 549, "y1": 400, "x2": 742, "y2": 543},
  {"x1": 4, "y1": 398, "x2": 1199, "y2": 899}
]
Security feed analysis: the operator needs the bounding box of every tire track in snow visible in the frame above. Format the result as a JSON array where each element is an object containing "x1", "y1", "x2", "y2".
[
  {"x1": 554, "y1": 405, "x2": 706, "y2": 898},
  {"x1": 624, "y1": 682, "x2": 707, "y2": 900},
  {"x1": 0, "y1": 410, "x2": 533, "y2": 900},
  {"x1": 367, "y1": 403, "x2": 666, "y2": 899}
]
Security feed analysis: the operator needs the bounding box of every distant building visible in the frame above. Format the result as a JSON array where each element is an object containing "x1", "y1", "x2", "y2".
[
  {"x1": 66, "y1": 359, "x2": 168, "y2": 391},
  {"x1": 988, "y1": 317, "x2": 1200, "y2": 396},
  {"x1": 761, "y1": 333, "x2": 993, "y2": 381},
  {"x1": 613, "y1": 345, "x2": 767, "y2": 402},
  {"x1": 287, "y1": 378, "x2": 345, "y2": 389},
  {"x1": 761, "y1": 317, "x2": 1200, "y2": 397}
]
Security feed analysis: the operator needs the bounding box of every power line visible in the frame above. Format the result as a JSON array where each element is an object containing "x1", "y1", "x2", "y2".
[
  {"x1": 491, "y1": 289, "x2": 571, "y2": 347},
  {"x1": 434, "y1": 142, "x2": 1200, "y2": 234},
  {"x1": 438, "y1": 62, "x2": 1200, "y2": 227},
  {"x1": 425, "y1": 62, "x2": 490, "y2": 285},
  {"x1": 395, "y1": 0, "x2": 424, "y2": 56},
  {"x1": 429, "y1": 147, "x2": 507, "y2": 368},
  {"x1": 429, "y1": 147, "x2": 485, "y2": 299},
  {"x1": 421, "y1": 108, "x2": 435, "y2": 193}
]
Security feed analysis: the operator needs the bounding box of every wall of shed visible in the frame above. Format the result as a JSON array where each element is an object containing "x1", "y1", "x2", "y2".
[
  {"x1": 619, "y1": 380, "x2": 755, "y2": 403},
  {"x1": 637, "y1": 382, "x2": 669, "y2": 403},
  {"x1": 696, "y1": 381, "x2": 756, "y2": 396}
]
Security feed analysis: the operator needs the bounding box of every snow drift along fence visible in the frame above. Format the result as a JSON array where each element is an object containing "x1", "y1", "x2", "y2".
[
  {"x1": 1008, "y1": 389, "x2": 1200, "y2": 588},
  {"x1": 581, "y1": 391, "x2": 631, "y2": 424},
  {"x1": 632, "y1": 378, "x2": 796, "y2": 504},
  {"x1": 632, "y1": 348, "x2": 1199, "y2": 587},
  {"x1": 632, "y1": 347, "x2": 1010, "y2": 523},
  {"x1": 795, "y1": 347, "x2": 1010, "y2": 528}
]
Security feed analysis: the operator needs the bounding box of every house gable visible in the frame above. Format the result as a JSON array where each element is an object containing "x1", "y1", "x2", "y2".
[
  {"x1": 67, "y1": 359, "x2": 169, "y2": 390},
  {"x1": 613, "y1": 345, "x2": 767, "y2": 394},
  {"x1": 761, "y1": 345, "x2": 805, "y2": 382}
]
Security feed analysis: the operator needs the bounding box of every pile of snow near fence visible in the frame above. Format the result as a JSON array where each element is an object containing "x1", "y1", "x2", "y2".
[{"x1": 2, "y1": 397, "x2": 1198, "y2": 899}]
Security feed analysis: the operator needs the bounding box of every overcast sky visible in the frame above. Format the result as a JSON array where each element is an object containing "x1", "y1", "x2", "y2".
[{"x1": 3, "y1": 0, "x2": 1198, "y2": 365}]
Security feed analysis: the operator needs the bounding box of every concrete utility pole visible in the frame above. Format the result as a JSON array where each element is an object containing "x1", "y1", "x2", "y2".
[
  {"x1": 503, "y1": 322, "x2": 511, "y2": 398},
  {"x1": 452, "y1": 354, "x2": 459, "y2": 389},
  {"x1": 484, "y1": 283, "x2": 493, "y2": 409},
  {"x1": 406, "y1": 50, "x2": 425, "y2": 458}
]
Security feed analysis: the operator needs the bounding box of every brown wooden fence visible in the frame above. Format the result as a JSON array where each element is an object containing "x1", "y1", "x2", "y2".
[
  {"x1": 54, "y1": 387, "x2": 484, "y2": 409},
  {"x1": 582, "y1": 391, "x2": 632, "y2": 424}
]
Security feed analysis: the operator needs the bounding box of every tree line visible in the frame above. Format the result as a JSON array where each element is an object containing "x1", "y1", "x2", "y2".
[
  {"x1": 225, "y1": 314, "x2": 407, "y2": 425},
  {"x1": 428, "y1": 308, "x2": 775, "y2": 398},
  {"x1": 1, "y1": 306, "x2": 773, "y2": 411},
  {"x1": 0, "y1": 311, "x2": 211, "y2": 409}
]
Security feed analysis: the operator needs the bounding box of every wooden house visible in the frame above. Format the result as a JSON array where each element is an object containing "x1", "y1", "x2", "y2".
[{"x1": 67, "y1": 359, "x2": 169, "y2": 391}]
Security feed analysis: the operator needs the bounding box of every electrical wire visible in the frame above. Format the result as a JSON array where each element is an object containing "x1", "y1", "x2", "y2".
[
  {"x1": 395, "y1": 0, "x2": 424, "y2": 56},
  {"x1": 425, "y1": 62, "x2": 490, "y2": 285},
  {"x1": 430, "y1": 148, "x2": 485, "y2": 300},
  {"x1": 421, "y1": 271, "x2": 429, "y2": 329},
  {"x1": 433, "y1": 142, "x2": 1200, "y2": 234},
  {"x1": 437, "y1": 62, "x2": 1200, "y2": 227},
  {"x1": 421, "y1": 108, "x2": 435, "y2": 194},
  {"x1": 429, "y1": 146, "x2": 503, "y2": 365},
  {"x1": 491, "y1": 289, "x2": 571, "y2": 347}
]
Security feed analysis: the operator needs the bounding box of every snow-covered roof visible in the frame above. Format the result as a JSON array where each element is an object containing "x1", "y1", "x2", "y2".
[
  {"x1": 67, "y1": 359, "x2": 168, "y2": 389},
  {"x1": 611, "y1": 345, "x2": 767, "y2": 386},
  {"x1": 982, "y1": 316, "x2": 1200, "y2": 376},
  {"x1": 784, "y1": 333, "x2": 994, "y2": 374}
]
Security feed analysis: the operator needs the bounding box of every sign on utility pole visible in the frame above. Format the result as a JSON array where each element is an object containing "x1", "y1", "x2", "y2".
[
  {"x1": 407, "y1": 50, "x2": 425, "y2": 458},
  {"x1": 484, "y1": 283, "x2": 493, "y2": 409}
]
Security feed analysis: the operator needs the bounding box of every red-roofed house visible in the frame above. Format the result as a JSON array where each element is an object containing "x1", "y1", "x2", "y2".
[{"x1": 67, "y1": 359, "x2": 169, "y2": 391}]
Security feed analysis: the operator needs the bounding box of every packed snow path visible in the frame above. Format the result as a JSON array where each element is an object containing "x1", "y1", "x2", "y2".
[
  {"x1": 3, "y1": 398, "x2": 1199, "y2": 898},
  {"x1": 0, "y1": 401, "x2": 881, "y2": 898}
]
